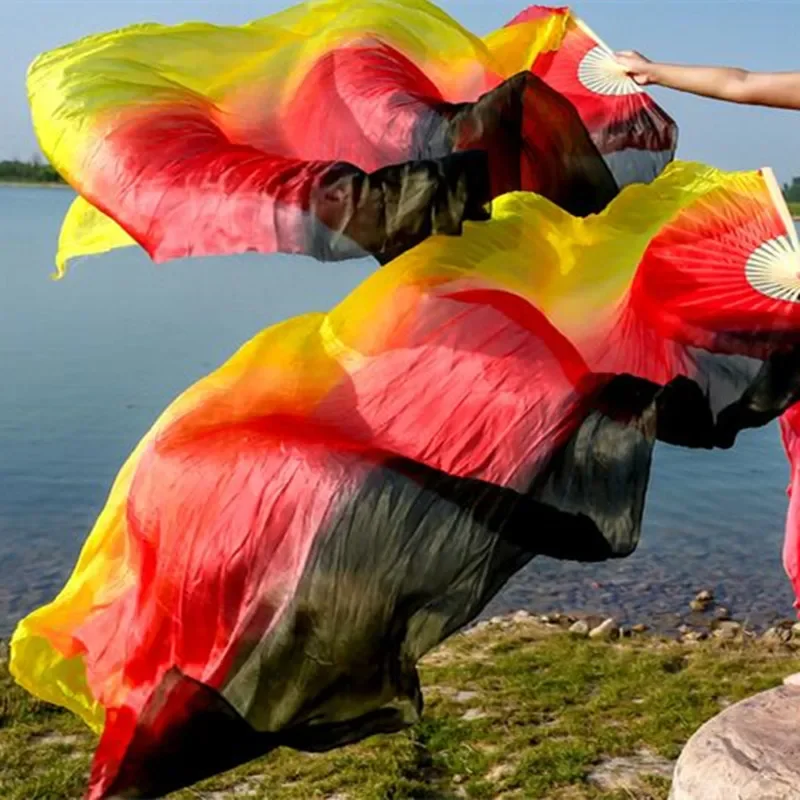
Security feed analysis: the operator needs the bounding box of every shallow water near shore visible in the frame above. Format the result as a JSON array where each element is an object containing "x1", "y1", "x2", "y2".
[{"x1": 0, "y1": 185, "x2": 796, "y2": 637}]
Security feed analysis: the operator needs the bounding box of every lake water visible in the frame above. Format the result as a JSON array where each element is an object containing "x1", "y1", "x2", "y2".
[{"x1": 0, "y1": 185, "x2": 796, "y2": 637}]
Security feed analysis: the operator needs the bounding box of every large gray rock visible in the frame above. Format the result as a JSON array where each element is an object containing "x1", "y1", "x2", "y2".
[{"x1": 670, "y1": 683, "x2": 800, "y2": 799}]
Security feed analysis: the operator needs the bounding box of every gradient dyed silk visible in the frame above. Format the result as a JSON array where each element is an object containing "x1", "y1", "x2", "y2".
[
  {"x1": 28, "y1": 0, "x2": 675, "y2": 274},
  {"x1": 12, "y1": 161, "x2": 800, "y2": 798}
]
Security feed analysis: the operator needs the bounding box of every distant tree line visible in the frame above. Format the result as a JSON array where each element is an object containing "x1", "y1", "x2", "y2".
[
  {"x1": 0, "y1": 156, "x2": 64, "y2": 184},
  {"x1": 784, "y1": 177, "x2": 800, "y2": 205},
  {"x1": 1, "y1": 155, "x2": 799, "y2": 205}
]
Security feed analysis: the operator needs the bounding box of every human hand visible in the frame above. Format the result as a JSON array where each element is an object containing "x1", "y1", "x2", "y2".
[{"x1": 614, "y1": 50, "x2": 656, "y2": 85}]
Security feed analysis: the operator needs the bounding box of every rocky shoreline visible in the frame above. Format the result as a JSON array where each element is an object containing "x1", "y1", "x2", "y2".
[
  {"x1": 2, "y1": 589, "x2": 798, "y2": 667},
  {"x1": 2, "y1": 590, "x2": 796, "y2": 671},
  {"x1": 469, "y1": 588, "x2": 800, "y2": 647}
]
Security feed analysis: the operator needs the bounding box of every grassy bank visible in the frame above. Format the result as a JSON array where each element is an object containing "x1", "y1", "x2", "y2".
[
  {"x1": 788, "y1": 201, "x2": 800, "y2": 219},
  {"x1": 2, "y1": 616, "x2": 800, "y2": 800}
]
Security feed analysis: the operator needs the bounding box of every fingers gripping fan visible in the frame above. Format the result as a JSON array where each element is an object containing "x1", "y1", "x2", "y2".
[{"x1": 517, "y1": 7, "x2": 678, "y2": 187}]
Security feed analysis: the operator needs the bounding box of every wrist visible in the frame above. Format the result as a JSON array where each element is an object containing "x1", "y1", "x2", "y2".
[{"x1": 645, "y1": 63, "x2": 667, "y2": 86}]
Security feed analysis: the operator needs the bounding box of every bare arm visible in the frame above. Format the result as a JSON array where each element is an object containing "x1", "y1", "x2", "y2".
[{"x1": 615, "y1": 51, "x2": 800, "y2": 110}]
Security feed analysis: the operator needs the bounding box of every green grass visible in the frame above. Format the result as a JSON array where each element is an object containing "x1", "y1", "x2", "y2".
[
  {"x1": 2, "y1": 622, "x2": 799, "y2": 799},
  {"x1": 788, "y1": 201, "x2": 800, "y2": 218}
]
